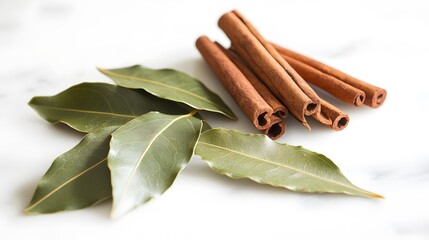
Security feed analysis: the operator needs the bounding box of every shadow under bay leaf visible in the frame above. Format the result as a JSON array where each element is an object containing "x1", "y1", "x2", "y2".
[
  {"x1": 86, "y1": 198, "x2": 112, "y2": 220},
  {"x1": 14, "y1": 175, "x2": 40, "y2": 212}
]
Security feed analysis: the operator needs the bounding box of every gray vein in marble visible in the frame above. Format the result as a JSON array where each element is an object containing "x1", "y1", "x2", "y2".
[
  {"x1": 370, "y1": 157, "x2": 429, "y2": 181},
  {"x1": 371, "y1": 170, "x2": 395, "y2": 180}
]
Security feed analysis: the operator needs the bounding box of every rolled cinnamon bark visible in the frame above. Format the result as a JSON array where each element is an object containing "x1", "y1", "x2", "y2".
[
  {"x1": 282, "y1": 54, "x2": 366, "y2": 107},
  {"x1": 264, "y1": 115, "x2": 286, "y2": 140},
  {"x1": 218, "y1": 10, "x2": 320, "y2": 129},
  {"x1": 272, "y1": 43, "x2": 387, "y2": 108},
  {"x1": 312, "y1": 99, "x2": 349, "y2": 131},
  {"x1": 217, "y1": 44, "x2": 288, "y2": 118},
  {"x1": 196, "y1": 35, "x2": 273, "y2": 131}
]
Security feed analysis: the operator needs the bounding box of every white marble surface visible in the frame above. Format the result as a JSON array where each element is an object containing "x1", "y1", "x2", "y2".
[{"x1": 1, "y1": 0, "x2": 428, "y2": 239}]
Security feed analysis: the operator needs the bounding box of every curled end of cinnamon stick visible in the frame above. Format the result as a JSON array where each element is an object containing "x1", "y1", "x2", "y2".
[
  {"x1": 264, "y1": 115, "x2": 286, "y2": 140},
  {"x1": 353, "y1": 92, "x2": 366, "y2": 106},
  {"x1": 266, "y1": 122, "x2": 286, "y2": 140},
  {"x1": 367, "y1": 88, "x2": 387, "y2": 108},
  {"x1": 312, "y1": 99, "x2": 349, "y2": 131},
  {"x1": 274, "y1": 108, "x2": 288, "y2": 119},
  {"x1": 255, "y1": 110, "x2": 273, "y2": 130},
  {"x1": 332, "y1": 113, "x2": 349, "y2": 131},
  {"x1": 305, "y1": 102, "x2": 319, "y2": 115}
]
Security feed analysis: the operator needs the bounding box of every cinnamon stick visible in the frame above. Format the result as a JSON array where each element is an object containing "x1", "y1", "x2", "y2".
[
  {"x1": 196, "y1": 35, "x2": 280, "y2": 136},
  {"x1": 264, "y1": 115, "x2": 286, "y2": 140},
  {"x1": 218, "y1": 10, "x2": 320, "y2": 129},
  {"x1": 217, "y1": 44, "x2": 288, "y2": 118},
  {"x1": 281, "y1": 54, "x2": 366, "y2": 106},
  {"x1": 313, "y1": 99, "x2": 349, "y2": 131},
  {"x1": 272, "y1": 43, "x2": 387, "y2": 108}
]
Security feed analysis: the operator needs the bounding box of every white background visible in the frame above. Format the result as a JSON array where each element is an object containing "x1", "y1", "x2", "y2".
[{"x1": 1, "y1": 0, "x2": 429, "y2": 239}]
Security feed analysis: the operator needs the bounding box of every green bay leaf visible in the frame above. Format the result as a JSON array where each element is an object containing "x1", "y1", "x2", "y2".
[
  {"x1": 98, "y1": 65, "x2": 236, "y2": 119},
  {"x1": 108, "y1": 112, "x2": 202, "y2": 218},
  {"x1": 25, "y1": 126, "x2": 117, "y2": 214},
  {"x1": 29, "y1": 82, "x2": 188, "y2": 132},
  {"x1": 195, "y1": 128, "x2": 382, "y2": 198}
]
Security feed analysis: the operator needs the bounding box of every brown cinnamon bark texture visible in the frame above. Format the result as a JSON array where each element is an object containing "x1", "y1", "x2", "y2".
[
  {"x1": 313, "y1": 99, "x2": 349, "y2": 131},
  {"x1": 196, "y1": 36, "x2": 286, "y2": 139},
  {"x1": 218, "y1": 44, "x2": 288, "y2": 118},
  {"x1": 272, "y1": 43, "x2": 387, "y2": 108},
  {"x1": 218, "y1": 10, "x2": 320, "y2": 129},
  {"x1": 281, "y1": 54, "x2": 366, "y2": 106}
]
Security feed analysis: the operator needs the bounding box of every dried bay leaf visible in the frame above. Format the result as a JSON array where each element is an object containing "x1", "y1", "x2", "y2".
[
  {"x1": 29, "y1": 82, "x2": 188, "y2": 133},
  {"x1": 108, "y1": 112, "x2": 202, "y2": 218},
  {"x1": 195, "y1": 128, "x2": 382, "y2": 198},
  {"x1": 25, "y1": 126, "x2": 117, "y2": 214},
  {"x1": 98, "y1": 65, "x2": 237, "y2": 119}
]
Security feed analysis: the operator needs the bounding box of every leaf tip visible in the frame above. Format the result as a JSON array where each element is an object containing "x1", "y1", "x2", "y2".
[
  {"x1": 96, "y1": 66, "x2": 107, "y2": 73},
  {"x1": 369, "y1": 192, "x2": 384, "y2": 199},
  {"x1": 110, "y1": 210, "x2": 118, "y2": 220},
  {"x1": 357, "y1": 188, "x2": 384, "y2": 199},
  {"x1": 23, "y1": 205, "x2": 38, "y2": 215},
  {"x1": 110, "y1": 204, "x2": 129, "y2": 220},
  {"x1": 23, "y1": 207, "x2": 30, "y2": 214}
]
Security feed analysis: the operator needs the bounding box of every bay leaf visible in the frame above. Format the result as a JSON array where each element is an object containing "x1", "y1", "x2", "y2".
[
  {"x1": 29, "y1": 82, "x2": 188, "y2": 133},
  {"x1": 195, "y1": 128, "x2": 382, "y2": 198},
  {"x1": 108, "y1": 111, "x2": 202, "y2": 218},
  {"x1": 98, "y1": 65, "x2": 237, "y2": 119},
  {"x1": 25, "y1": 126, "x2": 117, "y2": 214}
]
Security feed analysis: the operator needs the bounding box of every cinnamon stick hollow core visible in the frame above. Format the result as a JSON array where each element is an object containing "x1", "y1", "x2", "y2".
[
  {"x1": 264, "y1": 115, "x2": 286, "y2": 140},
  {"x1": 312, "y1": 99, "x2": 349, "y2": 131},
  {"x1": 218, "y1": 10, "x2": 320, "y2": 129},
  {"x1": 272, "y1": 43, "x2": 387, "y2": 108},
  {"x1": 196, "y1": 35, "x2": 273, "y2": 130}
]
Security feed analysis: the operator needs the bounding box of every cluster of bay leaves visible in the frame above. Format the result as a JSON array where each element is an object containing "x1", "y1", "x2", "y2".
[{"x1": 26, "y1": 65, "x2": 381, "y2": 218}]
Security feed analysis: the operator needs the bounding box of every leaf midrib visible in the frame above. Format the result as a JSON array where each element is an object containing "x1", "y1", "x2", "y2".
[
  {"x1": 198, "y1": 142, "x2": 375, "y2": 197},
  {"x1": 25, "y1": 158, "x2": 108, "y2": 212},
  {"x1": 116, "y1": 113, "x2": 195, "y2": 204},
  {"x1": 34, "y1": 105, "x2": 137, "y2": 119},
  {"x1": 99, "y1": 68, "x2": 231, "y2": 114}
]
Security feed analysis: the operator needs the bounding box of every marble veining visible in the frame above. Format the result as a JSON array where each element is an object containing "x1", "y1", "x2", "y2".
[{"x1": 1, "y1": 1, "x2": 428, "y2": 240}]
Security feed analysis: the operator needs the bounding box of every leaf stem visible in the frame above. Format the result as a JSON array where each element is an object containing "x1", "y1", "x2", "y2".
[{"x1": 189, "y1": 109, "x2": 198, "y2": 116}]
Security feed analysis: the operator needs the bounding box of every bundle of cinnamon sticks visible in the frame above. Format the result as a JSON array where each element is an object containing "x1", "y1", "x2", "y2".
[{"x1": 196, "y1": 10, "x2": 386, "y2": 139}]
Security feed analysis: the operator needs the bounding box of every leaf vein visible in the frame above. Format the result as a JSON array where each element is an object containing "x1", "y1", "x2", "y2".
[
  {"x1": 26, "y1": 158, "x2": 108, "y2": 211},
  {"x1": 35, "y1": 105, "x2": 137, "y2": 119},
  {"x1": 100, "y1": 68, "x2": 231, "y2": 114},
  {"x1": 116, "y1": 113, "x2": 193, "y2": 204},
  {"x1": 198, "y1": 142, "x2": 369, "y2": 195}
]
